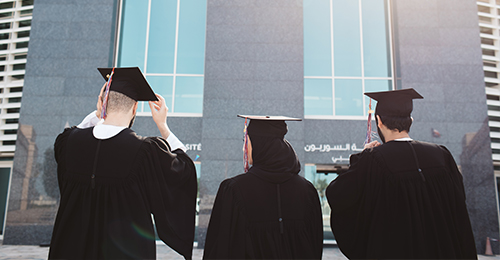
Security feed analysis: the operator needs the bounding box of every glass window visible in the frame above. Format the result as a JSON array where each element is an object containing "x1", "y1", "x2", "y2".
[
  {"x1": 13, "y1": 64, "x2": 25, "y2": 71},
  {"x1": 174, "y1": 76, "x2": 204, "y2": 113},
  {"x1": 478, "y1": 5, "x2": 491, "y2": 14},
  {"x1": 303, "y1": 0, "x2": 332, "y2": 77},
  {"x1": 21, "y1": 0, "x2": 33, "y2": 7},
  {"x1": 304, "y1": 78, "x2": 333, "y2": 116},
  {"x1": 14, "y1": 54, "x2": 27, "y2": 60},
  {"x1": 8, "y1": 97, "x2": 21, "y2": 103},
  {"x1": 362, "y1": 0, "x2": 391, "y2": 78},
  {"x1": 0, "y1": 22, "x2": 10, "y2": 29},
  {"x1": 18, "y1": 20, "x2": 30, "y2": 27},
  {"x1": 0, "y1": 12, "x2": 12, "y2": 18},
  {"x1": 117, "y1": 0, "x2": 148, "y2": 71},
  {"x1": 16, "y1": 42, "x2": 28, "y2": 49},
  {"x1": 0, "y1": 2, "x2": 13, "y2": 10},
  {"x1": 117, "y1": 0, "x2": 206, "y2": 115},
  {"x1": 146, "y1": 0, "x2": 176, "y2": 74},
  {"x1": 335, "y1": 79, "x2": 363, "y2": 116},
  {"x1": 304, "y1": 0, "x2": 393, "y2": 118},
  {"x1": 176, "y1": 0, "x2": 207, "y2": 75},
  {"x1": 333, "y1": 0, "x2": 362, "y2": 77},
  {"x1": 17, "y1": 31, "x2": 29, "y2": 38},
  {"x1": 142, "y1": 76, "x2": 173, "y2": 113}
]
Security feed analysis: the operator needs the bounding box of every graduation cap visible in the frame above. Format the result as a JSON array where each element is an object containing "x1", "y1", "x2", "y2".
[
  {"x1": 238, "y1": 115, "x2": 302, "y2": 172},
  {"x1": 364, "y1": 88, "x2": 423, "y2": 117},
  {"x1": 97, "y1": 67, "x2": 158, "y2": 102},
  {"x1": 237, "y1": 115, "x2": 301, "y2": 138}
]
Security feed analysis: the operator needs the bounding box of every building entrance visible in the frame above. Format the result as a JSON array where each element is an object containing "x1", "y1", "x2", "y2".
[{"x1": 304, "y1": 164, "x2": 349, "y2": 242}]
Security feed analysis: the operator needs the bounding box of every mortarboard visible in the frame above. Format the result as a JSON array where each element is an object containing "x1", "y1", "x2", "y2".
[
  {"x1": 364, "y1": 88, "x2": 423, "y2": 117},
  {"x1": 97, "y1": 67, "x2": 158, "y2": 102},
  {"x1": 237, "y1": 115, "x2": 302, "y2": 138}
]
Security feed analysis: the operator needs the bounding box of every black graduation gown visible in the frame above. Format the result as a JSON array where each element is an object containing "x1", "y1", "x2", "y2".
[
  {"x1": 326, "y1": 140, "x2": 477, "y2": 259},
  {"x1": 48, "y1": 127, "x2": 197, "y2": 259},
  {"x1": 203, "y1": 168, "x2": 323, "y2": 259}
]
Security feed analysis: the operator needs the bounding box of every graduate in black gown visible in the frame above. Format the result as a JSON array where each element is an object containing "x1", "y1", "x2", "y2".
[
  {"x1": 203, "y1": 115, "x2": 323, "y2": 259},
  {"x1": 49, "y1": 67, "x2": 197, "y2": 259},
  {"x1": 326, "y1": 89, "x2": 477, "y2": 259}
]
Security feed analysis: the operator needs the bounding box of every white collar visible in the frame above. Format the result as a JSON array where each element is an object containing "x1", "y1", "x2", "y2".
[
  {"x1": 92, "y1": 124, "x2": 127, "y2": 140},
  {"x1": 394, "y1": 137, "x2": 413, "y2": 141}
]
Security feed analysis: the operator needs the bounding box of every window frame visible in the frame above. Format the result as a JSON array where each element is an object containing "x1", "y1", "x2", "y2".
[
  {"x1": 114, "y1": 0, "x2": 205, "y2": 117},
  {"x1": 304, "y1": 0, "x2": 395, "y2": 120}
]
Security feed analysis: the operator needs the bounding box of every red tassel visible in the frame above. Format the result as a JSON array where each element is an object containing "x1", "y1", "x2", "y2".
[
  {"x1": 100, "y1": 67, "x2": 115, "y2": 119},
  {"x1": 243, "y1": 118, "x2": 249, "y2": 172},
  {"x1": 364, "y1": 99, "x2": 374, "y2": 146}
]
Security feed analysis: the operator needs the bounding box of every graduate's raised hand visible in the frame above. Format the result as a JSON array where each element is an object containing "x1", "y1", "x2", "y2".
[
  {"x1": 364, "y1": 140, "x2": 381, "y2": 150},
  {"x1": 149, "y1": 94, "x2": 171, "y2": 139}
]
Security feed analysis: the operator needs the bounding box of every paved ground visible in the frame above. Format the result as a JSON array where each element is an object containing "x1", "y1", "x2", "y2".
[
  {"x1": 0, "y1": 244, "x2": 347, "y2": 259},
  {"x1": 0, "y1": 243, "x2": 498, "y2": 259}
]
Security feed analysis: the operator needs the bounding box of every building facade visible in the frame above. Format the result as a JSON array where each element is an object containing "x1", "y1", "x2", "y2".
[
  {"x1": 0, "y1": 0, "x2": 33, "y2": 241},
  {"x1": 1, "y1": 0, "x2": 498, "y2": 254}
]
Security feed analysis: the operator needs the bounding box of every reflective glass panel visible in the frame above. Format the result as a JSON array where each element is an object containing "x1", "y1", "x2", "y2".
[
  {"x1": 117, "y1": 0, "x2": 148, "y2": 69},
  {"x1": 176, "y1": 0, "x2": 207, "y2": 75},
  {"x1": 304, "y1": 78, "x2": 333, "y2": 116},
  {"x1": 174, "y1": 76, "x2": 204, "y2": 113},
  {"x1": 147, "y1": 0, "x2": 177, "y2": 74},
  {"x1": 304, "y1": 0, "x2": 332, "y2": 77},
  {"x1": 333, "y1": 0, "x2": 362, "y2": 77},
  {"x1": 142, "y1": 76, "x2": 173, "y2": 113},
  {"x1": 335, "y1": 79, "x2": 363, "y2": 116},
  {"x1": 362, "y1": 0, "x2": 391, "y2": 77}
]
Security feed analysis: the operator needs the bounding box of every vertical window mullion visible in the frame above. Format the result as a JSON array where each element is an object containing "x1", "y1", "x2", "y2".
[
  {"x1": 359, "y1": 0, "x2": 366, "y2": 116},
  {"x1": 172, "y1": 0, "x2": 181, "y2": 113},
  {"x1": 330, "y1": 0, "x2": 335, "y2": 116}
]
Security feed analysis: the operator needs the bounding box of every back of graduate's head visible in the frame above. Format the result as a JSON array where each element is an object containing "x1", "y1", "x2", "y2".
[
  {"x1": 105, "y1": 90, "x2": 137, "y2": 114},
  {"x1": 365, "y1": 88, "x2": 423, "y2": 141},
  {"x1": 376, "y1": 114, "x2": 412, "y2": 133},
  {"x1": 242, "y1": 116, "x2": 301, "y2": 174}
]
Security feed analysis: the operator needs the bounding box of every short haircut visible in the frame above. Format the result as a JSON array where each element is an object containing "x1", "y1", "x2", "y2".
[
  {"x1": 106, "y1": 90, "x2": 136, "y2": 114},
  {"x1": 378, "y1": 114, "x2": 412, "y2": 132}
]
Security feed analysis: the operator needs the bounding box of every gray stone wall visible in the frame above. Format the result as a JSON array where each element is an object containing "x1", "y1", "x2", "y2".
[
  {"x1": 198, "y1": 0, "x2": 305, "y2": 247},
  {"x1": 393, "y1": 0, "x2": 498, "y2": 253},
  {"x1": 3, "y1": 0, "x2": 118, "y2": 245}
]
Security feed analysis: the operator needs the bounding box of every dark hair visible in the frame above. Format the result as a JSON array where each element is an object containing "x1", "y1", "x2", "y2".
[
  {"x1": 107, "y1": 91, "x2": 136, "y2": 114},
  {"x1": 378, "y1": 114, "x2": 412, "y2": 132}
]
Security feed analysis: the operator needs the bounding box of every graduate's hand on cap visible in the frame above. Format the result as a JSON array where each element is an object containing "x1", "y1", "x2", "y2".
[
  {"x1": 149, "y1": 94, "x2": 171, "y2": 139},
  {"x1": 149, "y1": 94, "x2": 168, "y2": 125},
  {"x1": 96, "y1": 82, "x2": 107, "y2": 118},
  {"x1": 364, "y1": 140, "x2": 381, "y2": 150}
]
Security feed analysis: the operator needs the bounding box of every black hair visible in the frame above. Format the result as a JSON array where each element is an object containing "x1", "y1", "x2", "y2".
[{"x1": 377, "y1": 114, "x2": 412, "y2": 132}]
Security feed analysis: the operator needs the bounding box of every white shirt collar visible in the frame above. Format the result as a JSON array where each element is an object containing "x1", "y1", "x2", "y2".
[
  {"x1": 92, "y1": 124, "x2": 127, "y2": 140},
  {"x1": 394, "y1": 137, "x2": 413, "y2": 141}
]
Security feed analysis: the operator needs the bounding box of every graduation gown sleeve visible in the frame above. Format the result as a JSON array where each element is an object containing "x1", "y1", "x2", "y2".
[
  {"x1": 139, "y1": 136, "x2": 198, "y2": 259},
  {"x1": 203, "y1": 179, "x2": 247, "y2": 259},
  {"x1": 326, "y1": 150, "x2": 380, "y2": 259}
]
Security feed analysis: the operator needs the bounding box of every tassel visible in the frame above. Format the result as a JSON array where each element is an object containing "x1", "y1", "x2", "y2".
[
  {"x1": 364, "y1": 99, "x2": 374, "y2": 146},
  {"x1": 243, "y1": 118, "x2": 249, "y2": 172},
  {"x1": 100, "y1": 67, "x2": 115, "y2": 119}
]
